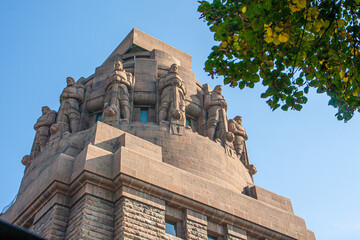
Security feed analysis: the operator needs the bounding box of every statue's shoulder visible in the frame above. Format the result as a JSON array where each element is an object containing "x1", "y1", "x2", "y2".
[
  {"x1": 228, "y1": 119, "x2": 236, "y2": 124},
  {"x1": 77, "y1": 83, "x2": 85, "y2": 89}
]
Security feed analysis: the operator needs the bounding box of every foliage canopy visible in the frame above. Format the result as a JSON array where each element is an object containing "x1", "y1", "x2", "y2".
[{"x1": 198, "y1": 0, "x2": 360, "y2": 121}]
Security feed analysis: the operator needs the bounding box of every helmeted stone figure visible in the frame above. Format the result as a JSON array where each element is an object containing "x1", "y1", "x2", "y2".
[
  {"x1": 103, "y1": 60, "x2": 133, "y2": 126},
  {"x1": 57, "y1": 77, "x2": 85, "y2": 133},
  {"x1": 31, "y1": 106, "x2": 57, "y2": 156},
  {"x1": 228, "y1": 116, "x2": 256, "y2": 175},
  {"x1": 158, "y1": 63, "x2": 187, "y2": 126},
  {"x1": 228, "y1": 116, "x2": 248, "y2": 158},
  {"x1": 205, "y1": 85, "x2": 232, "y2": 142}
]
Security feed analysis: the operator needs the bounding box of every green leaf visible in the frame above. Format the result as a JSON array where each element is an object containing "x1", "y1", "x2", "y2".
[
  {"x1": 304, "y1": 86, "x2": 309, "y2": 94},
  {"x1": 281, "y1": 104, "x2": 289, "y2": 111},
  {"x1": 294, "y1": 104, "x2": 303, "y2": 111},
  {"x1": 251, "y1": 74, "x2": 260, "y2": 83},
  {"x1": 294, "y1": 91, "x2": 303, "y2": 98},
  {"x1": 239, "y1": 81, "x2": 246, "y2": 89},
  {"x1": 198, "y1": 0, "x2": 360, "y2": 121},
  {"x1": 252, "y1": 20, "x2": 263, "y2": 32}
]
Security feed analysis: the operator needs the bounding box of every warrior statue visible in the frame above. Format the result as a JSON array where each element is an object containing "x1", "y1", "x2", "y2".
[
  {"x1": 204, "y1": 85, "x2": 233, "y2": 142},
  {"x1": 103, "y1": 60, "x2": 133, "y2": 126},
  {"x1": 31, "y1": 106, "x2": 56, "y2": 156},
  {"x1": 228, "y1": 116, "x2": 257, "y2": 176},
  {"x1": 228, "y1": 116, "x2": 248, "y2": 158},
  {"x1": 57, "y1": 77, "x2": 85, "y2": 133},
  {"x1": 159, "y1": 63, "x2": 187, "y2": 126},
  {"x1": 22, "y1": 106, "x2": 56, "y2": 168}
]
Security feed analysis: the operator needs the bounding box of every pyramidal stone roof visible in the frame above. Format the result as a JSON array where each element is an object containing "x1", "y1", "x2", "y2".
[{"x1": 103, "y1": 28, "x2": 192, "y2": 70}]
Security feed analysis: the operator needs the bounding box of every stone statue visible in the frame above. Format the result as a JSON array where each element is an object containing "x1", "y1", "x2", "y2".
[
  {"x1": 228, "y1": 116, "x2": 257, "y2": 176},
  {"x1": 57, "y1": 77, "x2": 85, "y2": 133},
  {"x1": 22, "y1": 106, "x2": 56, "y2": 167},
  {"x1": 158, "y1": 63, "x2": 187, "y2": 126},
  {"x1": 204, "y1": 85, "x2": 233, "y2": 142},
  {"x1": 30, "y1": 106, "x2": 57, "y2": 157},
  {"x1": 103, "y1": 60, "x2": 133, "y2": 126},
  {"x1": 228, "y1": 116, "x2": 248, "y2": 158}
]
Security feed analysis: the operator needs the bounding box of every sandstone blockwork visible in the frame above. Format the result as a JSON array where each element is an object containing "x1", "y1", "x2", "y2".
[{"x1": 1, "y1": 29, "x2": 315, "y2": 240}]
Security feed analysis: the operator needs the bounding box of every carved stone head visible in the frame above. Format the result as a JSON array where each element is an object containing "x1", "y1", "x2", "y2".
[
  {"x1": 66, "y1": 77, "x2": 75, "y2": 86},
  {"x1": 170, "y1": 63, "x2": 179, "y2": 73},
  {"x1": 114, "y1": 60, "x2": 123, "y2": 71},
  {"x1": 50, "y1": 123, "x2": 59, "y2": 135},
  {"x1": 21, "y1": 155, "x2": 32, "y2": 166},
  {"x1": 41, "y1": 106, "x2": 50, "y2": 115},
  {"x1": 213, "y1": 85, "x2": 223, "y2": 94},
  {"x1": 234, "y1": 115, "x2": 242, "y2": 124}
]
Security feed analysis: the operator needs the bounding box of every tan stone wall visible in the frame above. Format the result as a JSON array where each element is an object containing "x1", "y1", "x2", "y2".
[
  {"x1": 185, "y1": 210, "x2": 207, "y2": 240},
  {"x1": 32, "y1": 204, "x2": 70, "y2": 240},
  {"x1": 114, "y1": 197, "x2": 166, "y2": 240},
  {"x1": 2, "y1": 122, "x2": 315, "y2": 240},
  {"x1": 130, "y1": 127, "x2": 253, "y2": 192},
  {"x1": 226, "y1": 225, "x2": 248, "y2": 240},
  {"x1": 65, "y1": 195, "x2": 114, "y2": 240}
]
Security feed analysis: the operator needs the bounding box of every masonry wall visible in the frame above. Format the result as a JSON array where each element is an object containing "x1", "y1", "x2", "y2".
[
  {"x1": 115, "y1": 197, "x2": 166, "y2": 240},
  {"x1": 65, "y1": 195, "x2": 114, "y2": 240},
  {"x1": 185, "y1": 210, "x2": 207, "y2": 240},
  {"x1": 32, "y1": 204, "x2": 70, "y2": 240},
  {"x1": 2, "y1": 122, "x2": 315, "y2": 240}
]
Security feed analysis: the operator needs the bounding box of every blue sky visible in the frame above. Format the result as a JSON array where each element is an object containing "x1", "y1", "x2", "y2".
[{"x1": 0, "y1": 1, "x2": 359, "y2": 239}]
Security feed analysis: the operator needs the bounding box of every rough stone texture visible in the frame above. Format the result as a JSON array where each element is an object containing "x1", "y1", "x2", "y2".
[
  {"x1": 226, "y1": 225, "x2": 248, "y2": 240},
  {"x1": 1, "y1": 29, "x2": 316, "y2": 240},
  {"x1": 32, "y1": 204, "x2": 70, "y2": 240},
  {"x1": 65, "y1": 195, "x2": 114, "y2": 240},
  {"x1": 114, "y1": 197, "x2": 166, "y2": 240},
  {"x1": 1, "y1": 121, "x2": 315, "y2": 240},
  {"x1": 185, "y1": 210, "x2": 207, "y2": 240}
]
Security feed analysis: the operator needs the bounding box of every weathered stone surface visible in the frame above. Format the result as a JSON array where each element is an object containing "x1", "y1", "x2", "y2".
[
  {"x1": 185, "y1": 210, "x2": 207, "y2": 240},
  {"x1": 204, "y1": 85, "x2": 234, "y2": 145},
  {"x1": 103, "y1": 60, "x2": 133, "y2": 127},
  {"x1": 65, "y1": 195, "x2": 114, "y2": 240},
  {"x1": 56, "y1": 77, "x2": 85, "y2": 134},
  {"x1": 159, "y1": 63, "x2": 187, "y2": 128},
  {"x1": 30, "y1": 106, "x2": 57, "y2": 158},
  {"x1": 32, "y1": 204, "x2": 70, "y2": 240},
  {"x1": 1, "y1": 29, "x2": 315, "y2": 240},
  {"x1": 115, "y1": 197, "x2": 166, "y2": 240}
]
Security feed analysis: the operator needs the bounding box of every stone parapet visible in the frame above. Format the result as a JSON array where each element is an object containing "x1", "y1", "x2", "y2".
[{"x1": 1, "y1": 122, "x2": 315, "y2": 240}]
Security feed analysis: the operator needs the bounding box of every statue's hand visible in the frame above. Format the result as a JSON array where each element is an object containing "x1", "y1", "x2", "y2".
[
  {"x1": 244, "y1": 134, "x2": 248, "y2": 140},
  {"x1": 171, "y1": 109, "x2": 182, "y2": 120},
  {"x1": 221, "y1": 100, "x2": 228, "y2": 108},
  {"x1": 105, "y1": 105, "x2": 118, "y2": 116}
]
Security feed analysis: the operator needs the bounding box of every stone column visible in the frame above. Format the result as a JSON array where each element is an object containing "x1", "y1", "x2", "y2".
[{"x1": 185, "y1": 209, "x2": 208, "y2": 240}]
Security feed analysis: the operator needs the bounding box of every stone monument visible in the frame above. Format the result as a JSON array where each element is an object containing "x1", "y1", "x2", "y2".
[
  {"x1": 57, "y1": 77, "x2": 85, "y2": 134},
  {"x1": 103, "y1": 60, "x2": 133, "y2": 127},
  {"x1": 0, "y1": 28, "x2": 315, "y2": 240}
]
